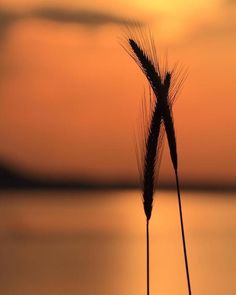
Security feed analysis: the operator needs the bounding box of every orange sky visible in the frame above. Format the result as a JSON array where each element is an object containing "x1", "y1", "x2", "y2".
[{"x1": 0, "y1": 0, "x2": 235, "y2": 186}]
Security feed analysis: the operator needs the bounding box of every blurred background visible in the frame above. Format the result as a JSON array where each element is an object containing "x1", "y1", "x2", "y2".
[{"x1": 0, "y1": 0, "x2": 235, "y2": 294}]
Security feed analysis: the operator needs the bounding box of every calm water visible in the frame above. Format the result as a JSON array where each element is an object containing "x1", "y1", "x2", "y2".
[{"x1": 0, "y1": 190, "x2": 235, "y2": 295}]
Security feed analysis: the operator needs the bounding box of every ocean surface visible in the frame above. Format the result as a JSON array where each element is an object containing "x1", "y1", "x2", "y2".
[{"x1": 0, "y1": 190, "x2": 235, "y2": 295}]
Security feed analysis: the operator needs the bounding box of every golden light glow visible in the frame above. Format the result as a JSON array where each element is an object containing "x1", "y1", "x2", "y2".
[{"x1": 0, "y1": 0, "x2": 235, "y2": 186}]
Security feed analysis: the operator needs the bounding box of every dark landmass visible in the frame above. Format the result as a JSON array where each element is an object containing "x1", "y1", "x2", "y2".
[
  {"x1": 0, "y1": 162, "x2": 235, "y2": 192},
  {"x1": 0, "y1": 161, "x2": 138, "y2": 190}
]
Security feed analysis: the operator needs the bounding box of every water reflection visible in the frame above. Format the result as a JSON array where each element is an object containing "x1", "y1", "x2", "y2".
[{"x1": 0, "y1": 190, "x2": 235, "y2": 295}]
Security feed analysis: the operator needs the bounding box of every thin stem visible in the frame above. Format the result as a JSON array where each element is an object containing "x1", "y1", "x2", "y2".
[
  {"x1": 175, "y1": 169, "x2": 192, "y2": 295},
  {"x1": 146, "y1": 219, "x2": 150, "y2": 295}
]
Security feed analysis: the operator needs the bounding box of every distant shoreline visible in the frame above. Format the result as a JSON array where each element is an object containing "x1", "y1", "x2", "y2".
[
  {"x1": 0, "y1": 183, "x2": 235, "y2": 193},
  {"x1": 0, "y1": 161, "x2": 235, "y2": 192}
]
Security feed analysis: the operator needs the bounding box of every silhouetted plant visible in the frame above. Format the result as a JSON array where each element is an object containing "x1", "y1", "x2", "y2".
[{"x1": 123, "y1": 25, "x2": 192, "y2": 295}]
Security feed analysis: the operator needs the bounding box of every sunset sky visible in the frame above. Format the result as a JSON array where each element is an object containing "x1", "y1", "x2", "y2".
[{"x1": 0, "y1": 0, "x2": 235, "y2": 187}]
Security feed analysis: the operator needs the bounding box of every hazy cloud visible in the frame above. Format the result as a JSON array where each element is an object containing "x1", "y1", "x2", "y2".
[
  {"x1": 0, "y1": 6, "x2": 142, "y2": 43},
  {"x1": 0, "y1": 11, "x2": 17, "y2": 27},
  {"x1": 31, "y1": 7, "x2": 141, "y2": 27},
  {"x1": 0, "y1": 9, "x2": 24, "y2": 41},
  {"x1": 0, "y1": 7, "x2": 142, "y2": 31}
]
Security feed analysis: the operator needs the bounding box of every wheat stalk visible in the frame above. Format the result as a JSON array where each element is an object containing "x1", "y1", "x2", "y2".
[{"x1": 123, "y1": 26, "x2": 191, "y2": 295}]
